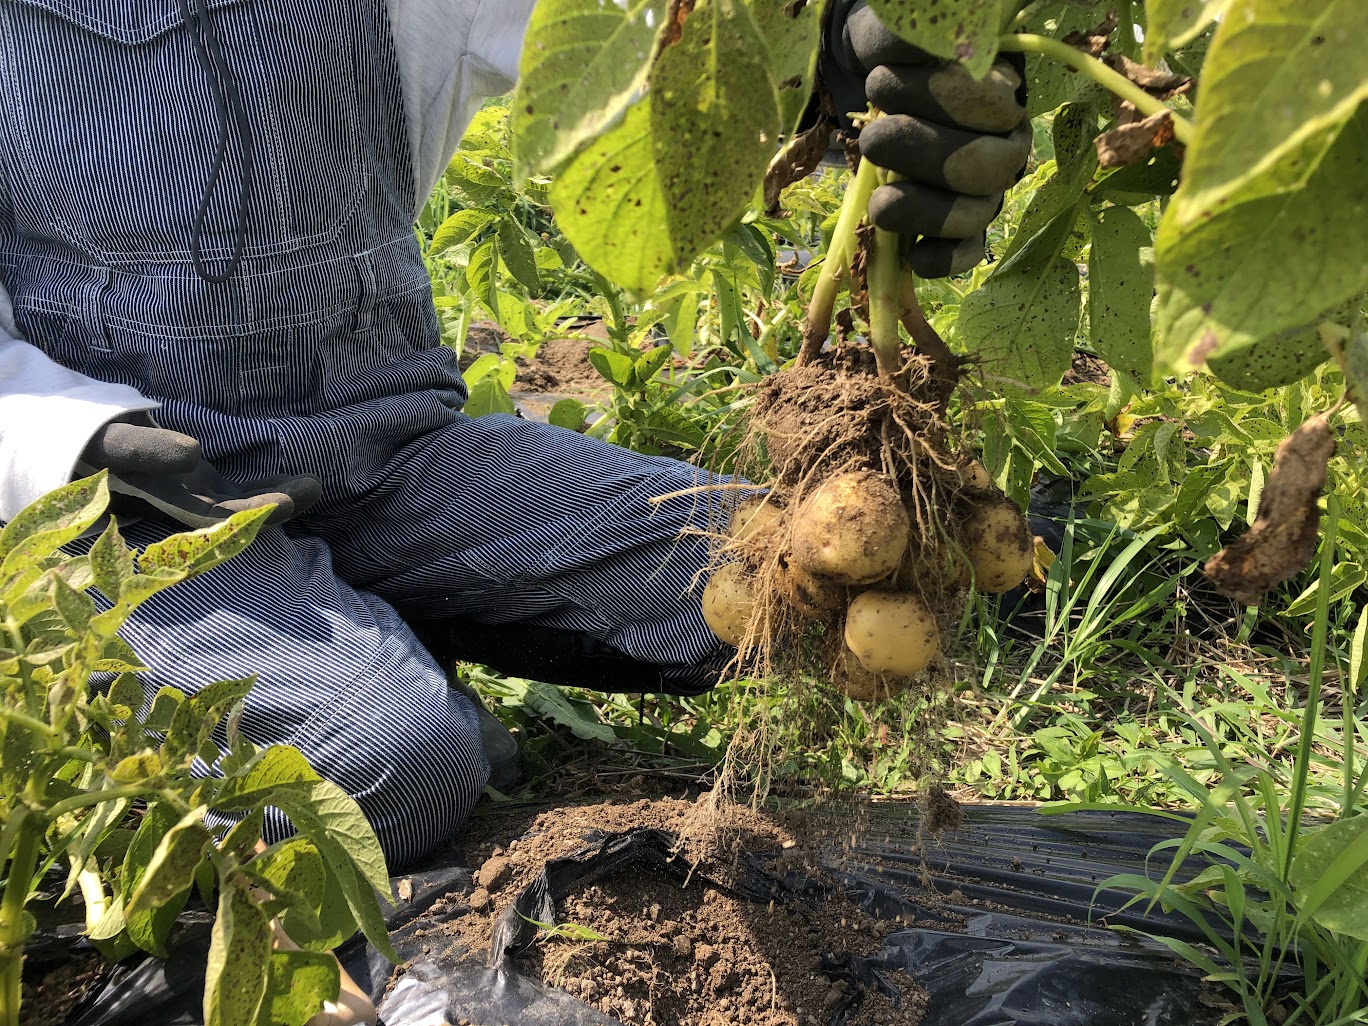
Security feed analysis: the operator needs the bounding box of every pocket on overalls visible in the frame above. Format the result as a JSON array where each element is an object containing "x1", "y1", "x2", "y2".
[{"x1": 0, "y1": 0, "x2": 368, "y2": 266}]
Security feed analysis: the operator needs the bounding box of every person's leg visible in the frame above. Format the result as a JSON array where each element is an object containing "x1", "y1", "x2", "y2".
[
  {"x1": 80, "y1": 519, "x2": 489, "y2": 868},
  {"x1": 304, "y1": 413, "x2": 736, "y2": 695}
]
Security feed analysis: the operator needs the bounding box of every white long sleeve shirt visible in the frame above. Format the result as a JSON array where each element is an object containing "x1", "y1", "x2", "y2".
[{"x1": 0, "y1": 0, "x2": 534, "y2": 522}]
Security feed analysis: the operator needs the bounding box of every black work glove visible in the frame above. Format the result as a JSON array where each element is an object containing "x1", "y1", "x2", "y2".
[
  {"x1": 823, "y1": 0, "x2": 1032, "y2": 277},
  {"x1": 77, "y1": 414, "x2": 322, "y2": 530}
]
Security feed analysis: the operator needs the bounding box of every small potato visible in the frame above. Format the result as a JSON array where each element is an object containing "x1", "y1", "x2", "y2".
[
  {"x1": 728, "y1": 496, "x2": 783, "y2": 543},
  {"x1": 843, "y1": 591, "x2": 940, "y2": 676},
  {"x1": 701, "y1": 562, "x2": 757, "y2": 646},
  {"x1": 791, "y1": 471, "x2": 910, "y2": 585},
  {"x1": 964, "y1": 497, "x2": 1033, "y2": 593},
  {"x1": 959, "y1": 460, "x2": 993, "y2": 491},
  {"x1": 775, "y1": 557, "x2": 844, "y2": 620}
]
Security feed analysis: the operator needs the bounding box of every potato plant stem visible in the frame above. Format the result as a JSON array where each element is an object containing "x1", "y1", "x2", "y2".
[
  {"x1": 0, "y1": 823, "x2": 38, "y2": 1026},
  {"x1": 867, "y1": 227, "x2": 905, "y2": 379},
  {"x1": 797, "y1": 155, "x2": 881, "y2": 366},
  {"x1": 998, "y1": 34, "x2": 1194, "y2": 145}
]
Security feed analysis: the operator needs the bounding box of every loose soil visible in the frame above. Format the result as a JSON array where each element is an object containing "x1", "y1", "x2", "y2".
[
  {"x1": 401, "y1": 796, "x2": 930, "y2": 1026},
  {"x1": 20, "y1": 954, "x2": 109, "y2": 1026},
  {"x1": 461, "y1": 319, "x2": 611, "y2": 421}
]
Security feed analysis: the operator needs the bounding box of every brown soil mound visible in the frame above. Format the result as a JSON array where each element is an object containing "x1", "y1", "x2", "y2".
[{"x1": 405, "y1": 797, "x2": 929, "y2": 1026}]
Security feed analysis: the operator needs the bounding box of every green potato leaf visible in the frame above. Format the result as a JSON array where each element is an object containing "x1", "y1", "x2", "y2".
[
  {"x1": 1142, "y1": 0, "x2": 1230, "y2": 66},
  {"x1": 956, "y1": 206, "x2": 1082, "y2": 389},
  {"x1": 125, "y1": 809, "x2": 213, "y2": 922},
  {"x1": 1154, "y1": 0, "x2": 1368, "y2": 380},
  {"x1": 204, "y1": 880, "x2": 273, "y2": 1026},
  {"x1": 270, "y1": 780, "x2": 397, "y2": 961},
  {"x1": 0, "y1": 472, "x2": 109, "y2": 575},
  {"x1": 1087, "y1": 204, "x2": 1155, "y2": 381},
  {"x1": 865, "y1": 0, "x2": 1007, "y2": 79},
  {"x1": 511, "y1": 0, "x2": 669, "y2": 180},
  {"x1": 264, "y1": 950, "x2": 342, "y2": 1026},
  {"x1": 747, "y1": 0, "x2": 826, "y2": 133},
  {"x1": 1289, "y1": 817, "x2": 1368, "y2": 941},
  {"x1": 551, "y1": 0, "x2": 779, "y2": 294},
  {"x1": 139, "y1": 506, "x2": 273, "y2": 578}
]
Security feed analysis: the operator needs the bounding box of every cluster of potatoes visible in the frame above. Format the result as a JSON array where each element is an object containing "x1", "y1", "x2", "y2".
[{"x1": 702, "y1": 468, "x2": 1033, "y2": 697}]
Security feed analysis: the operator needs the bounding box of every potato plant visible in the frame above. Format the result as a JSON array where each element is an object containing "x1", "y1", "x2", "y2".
[
  {"x1": 0, "y1": 474, "x2": 395, "y2": 1026},
  {"x1": 506, "y1": 0, "x2": 1365, "y2": 688}
]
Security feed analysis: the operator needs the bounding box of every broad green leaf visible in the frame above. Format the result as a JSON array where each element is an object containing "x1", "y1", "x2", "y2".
[
  {"x1": 193, "y1": 677, "x2": 258, "y2": 714},
  {"x1": 511, "y1": 0, "x2": 669, "y2": 179},
  {"x1": 866, "y1": 0, "x2": 1006, "y2": 78},
  {"x1": 88, "y1": 519, "x2": 135, "y2": 602},
  {"x1": 205, "y1": 880, "x2": 272, "y2": 1026},
  {"x1": 143, "y1": 687, "x2": 185, "y2": 733},
  {"x1": 1289, "y1": 817, "x2": 1368, "y2": 941},
  {"x1": 139, "y1": 506, "x2": 272, "y2": 577},
  {"x1": 548, "y1": 399, "x2": 589, "y2": 431},
  {"x1": 271, "y1": 780, "x2": 397, "y2": 961},
  {"x1": 0, "y1": 473, "x2": 109, "y2": 573},
  {"x1": 429, "y1": 209, "x2": 496, "y2": 255},
  {"x1": 589, "y1": 347, "x2": 637, "y2": 388},
  {"x1": 1019, "y1": 2, "x2": 1112, "y2": 117},
  {"x1": 107, "y1": 672, "x2": 145, "y2": 715},
  {"x1": 635, "y1": 344, "x2": 673, "y2": 382},
  {"x1": 1002, "y1": 102, "x2": 1098, "y2": 262},
  {"x1": 518, "y1": 680, "x2": 617, "y2": 743},
  {"x1": 551, "y1": 0, "x2": 779, "y2": 293},
  {"x1": 1174, "y1": 0, "x2": 1367, "y2": 214},
  {"x1": 1208, "y1": 292, "x2": 1364, "y2": 392},
  {"x1": 264, "y1": 950, "x2": 341, "y2": 1026},
  {"x1": 278, "y1": 847, "x2": 357, "y2": 953},
  {"x1": 214, "y1": 745, "x2": 321, "y2": 812},
  {"x1": 1155, "y1": 0, "x2": 1368, "y2": 377},
  {"x1": 1087, "y1": 205, "x2": 1155, "y2": 380},
  {"x1": 550, "y1": 106, "x2": 669, "y2": 293},
  {"x1": 956, "y1": 207, "x2": 1082, "y2": 389},
  {"x1": 747, "y1": 0, "x2": 826, "y2": 132},
  {"x1": 650, "y1": 0, "x2": 778, "y2": 280},
  {"x1": 110, "y1": 752, "x2": 161, "y2": 784},
  {"x1": 498, "y1": 219, "x2": 542, "y2": 294},
  {"x1": 51, "y1": 574, "x2": 97, "y2": 635},
  {"x1": 464, "y1": 377, "x2": 517, "y2": 417},
  {"x1": 254, "y1": 838, "x2": 328, "y2": 915},
  {"x1": 1143, "y1": 0, "x2": 1230, "y2": 65},
  {"x1": 125, "y1": 808, "x2": 212, "y2": 921},
  {"x1": 465, "y1": 237, "x2": 500, "y2": 319},
  {"x1": 444, "y1": 153, "x2": 514, "y2": 206}
]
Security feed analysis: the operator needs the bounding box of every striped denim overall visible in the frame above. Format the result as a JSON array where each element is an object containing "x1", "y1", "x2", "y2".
[{"x1": 0, "y1": 0, "x2": 724, "y2": 865}]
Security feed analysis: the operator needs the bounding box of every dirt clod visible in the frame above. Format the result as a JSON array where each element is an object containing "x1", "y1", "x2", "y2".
[
  {"x1": 1205, "y1": 412, "x2": 1336, "y2": 605},
  {"x1": 424, "y1": 798, "x2": 929, "y2": 1026}
]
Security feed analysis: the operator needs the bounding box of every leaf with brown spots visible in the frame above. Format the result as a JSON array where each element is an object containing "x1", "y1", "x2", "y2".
[{"x1": 1205, "y1": 413, "x2": 1335, "y2": 605}]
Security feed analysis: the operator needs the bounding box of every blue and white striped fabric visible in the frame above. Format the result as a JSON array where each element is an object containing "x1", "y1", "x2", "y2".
[{"x1": 0, "y1": 0, "x2": 726, "y2": 866}]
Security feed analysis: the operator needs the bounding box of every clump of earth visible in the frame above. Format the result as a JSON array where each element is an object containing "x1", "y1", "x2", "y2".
[{"x1": 403, "y1": 796, "x2": 930, "y2": 1026}]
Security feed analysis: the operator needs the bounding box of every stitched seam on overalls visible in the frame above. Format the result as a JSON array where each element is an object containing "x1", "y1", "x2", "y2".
[{"x1": 285, "y1": 634, "x2": 404, "y2": 752}]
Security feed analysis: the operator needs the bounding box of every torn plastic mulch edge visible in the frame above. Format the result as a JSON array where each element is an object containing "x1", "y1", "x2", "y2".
[{"x1": 45, "y1": 805, "x2": 1255, "y2": 1026}]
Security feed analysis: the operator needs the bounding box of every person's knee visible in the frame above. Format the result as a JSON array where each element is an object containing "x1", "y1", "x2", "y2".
[{"x1": 265, "y1": 688, "x2": 490, "y2": 868}]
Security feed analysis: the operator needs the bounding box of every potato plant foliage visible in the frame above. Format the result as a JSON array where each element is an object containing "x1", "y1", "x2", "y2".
[
  {"x1": 0, "y1": 473, "x2": 395, "y2": 1026},
  {"x1": 510, "y1": 0, "x2": 1367, "y2": 398}
]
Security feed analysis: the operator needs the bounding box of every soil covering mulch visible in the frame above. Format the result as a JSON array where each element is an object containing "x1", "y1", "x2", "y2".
[{"x1": 399, "y1": 796, "x2": 930, "y2": 1026}]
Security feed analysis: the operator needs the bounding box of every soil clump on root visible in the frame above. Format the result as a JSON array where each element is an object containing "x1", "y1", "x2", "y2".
[
  {"x1": 713, "y1": 345, "x2": 1013, "y2": 700},
  {"x1": 412, "y1": 797, "x2": 929, "y2": 1026}
]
